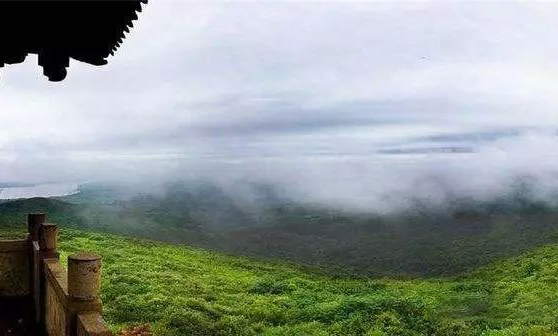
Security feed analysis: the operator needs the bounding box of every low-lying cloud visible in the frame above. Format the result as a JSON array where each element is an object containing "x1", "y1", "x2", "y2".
[{"x1": 2, "y1": 1, "x2": 558, "y2": 212}]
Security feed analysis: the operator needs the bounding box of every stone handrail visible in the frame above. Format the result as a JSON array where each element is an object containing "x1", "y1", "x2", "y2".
[
  {"x1": 0, "y1": 213, "x2": 113, "y2": 336},
  {"x1": 0, "y1": 238, "x2": 30, "y2": 297}
]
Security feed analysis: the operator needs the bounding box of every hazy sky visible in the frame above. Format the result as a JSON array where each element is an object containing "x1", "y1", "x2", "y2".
[{"x1": 2, "y1": 1, "x2": 558, "y2": 210}]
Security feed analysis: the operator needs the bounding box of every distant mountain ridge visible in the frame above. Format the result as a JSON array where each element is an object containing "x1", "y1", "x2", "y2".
[{"x1": 2, "y1": 180, "x2": 558, "y2": 278}]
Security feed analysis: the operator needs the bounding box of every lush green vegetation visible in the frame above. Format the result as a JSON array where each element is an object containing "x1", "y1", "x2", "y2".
[
  {"x1": 4, "y1": 189, "x2": 558, "y2": 335},
  {"x1": 59, "y1": 183, "x2": 558, "y2": 277},
  {"x1": 4, "y1": 215, "x2": 558, "y2": 335}
]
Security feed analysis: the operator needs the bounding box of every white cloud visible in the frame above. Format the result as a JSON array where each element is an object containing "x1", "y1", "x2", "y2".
[{"x1": 2, "y1": 0, "x2": 558, "y2": 210}]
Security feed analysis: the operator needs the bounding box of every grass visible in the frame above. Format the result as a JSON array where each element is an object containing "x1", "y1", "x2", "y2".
[
  {"x1": 0, "y1": 226, "x2": 27, "y2": 239},
  {"x1": 4, "y1": 212, "x2": 558, "y2": 335},
  {"x1": 44, "y1": 228, "x2": 558, "y2": 335}
]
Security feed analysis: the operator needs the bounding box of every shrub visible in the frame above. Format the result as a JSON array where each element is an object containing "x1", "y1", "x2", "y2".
[
  {"x1": 161, "y1": 309, "x2": 216, "y2": 336},
  {"x1": 249, "y1": 278, "x2": 293, "y2": 295},
  {"x1": 482, "y1": 325, "x2": 557, "y2": 336},
  {"x1": 263, "y1": 321, "x2": 330, "y2": 336},
  {"x1": 433, "y1": 320, "x2": 473, "y2": 336},
  {"x1": 214, "y1": 315, "x2": 257, "y2": 336}
]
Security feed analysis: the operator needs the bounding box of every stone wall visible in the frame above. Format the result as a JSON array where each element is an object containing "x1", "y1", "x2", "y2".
[
  {"x1": 0, "y1": 239, "x2": 30, "y2": 296},
  {"x1": 45, "y1": 260, "x2": 68, "y2": 336},
  {"x1": 77, "y1": 313, "x2": 112, "y2": 336},
  {"x1": 43, "y1": 257, "x2": 110, "y2": 336},
  {"x1": 0, "y1": 213, "x2": 113, "y2": 336}
]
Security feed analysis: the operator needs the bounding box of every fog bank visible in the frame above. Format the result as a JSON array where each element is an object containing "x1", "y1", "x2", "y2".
[{"x1": 2, "y1": 1, "x2": 558, "y2": 212}]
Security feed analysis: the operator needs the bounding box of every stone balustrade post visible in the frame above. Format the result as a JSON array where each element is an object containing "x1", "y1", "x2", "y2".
[
  {"x1": 33, "y1": 222, "x2": 60, "y2": 326},
  {"x1": 24, "y1": 213, "x2": 111, "y2": 335},
  {"x1": 66, "y1": 253, "x2": 105, "y2": 335},
  {"x1": 39, "y1": 223, "x2": 59, "y2": 259},
  {"x1": 28, "y1": 213, "x2": 46, "y2": 241},
  {"x1": 68, "y1": 253, "x2": 102, "y2": 301}
]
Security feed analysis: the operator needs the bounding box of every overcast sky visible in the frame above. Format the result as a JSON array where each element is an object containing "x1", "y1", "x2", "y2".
[{"x1": 2, "y1": 1, "x2": 558, "y2": 210}]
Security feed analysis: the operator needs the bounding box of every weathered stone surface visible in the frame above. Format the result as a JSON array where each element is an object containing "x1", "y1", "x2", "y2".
[
  {"x1": 40, "y1": 223, "x2": 58, "y2": 251},
  {"x1": 28, "y1": 213, "x2": 46, "y2": 240},
  {"x1": 68, "y1": 253, "x2": 102, "y2": 301},
  {"x1": 0, "y1": 239, "x2": 27, "y2": 252},
  {"x1": 46, "y1": 279, "x2": 66, "y2": 336},
  {"x1": 77, "y1": 313, "x2": 112, "y2": 336},
  {"x1": 0, "y1": 240, "x2": 30, "y2": 296},
  {"x1": 0, "y1": 214, "x2": 112, "y2": 336}
]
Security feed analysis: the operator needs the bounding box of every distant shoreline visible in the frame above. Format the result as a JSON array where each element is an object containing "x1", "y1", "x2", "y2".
[{"x1": 0, "y1": 183, "x2": 80, "y2": 200}]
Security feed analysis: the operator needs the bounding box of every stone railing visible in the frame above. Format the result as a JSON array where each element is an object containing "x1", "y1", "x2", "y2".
[
  {"x1": 0, "y1": 213, "x2": 112, "y2": 336},
  {"x1": 0, "y1": 238, "x2": 30, "y2": 297}
]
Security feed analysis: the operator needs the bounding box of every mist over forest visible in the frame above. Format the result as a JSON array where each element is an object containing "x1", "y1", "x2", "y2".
[
  {"x1": 4, "y1": 128, "x2": 558, "y2": 277},
  {"x1": 3, "y1": 2, "x2": 558, "y2": 217},
  {"x1": 0, "y1": 170, "x2": 554, "y2": 279},
  {"x1": 5, "y1": 1, "x2": 558, "y2": 334}
]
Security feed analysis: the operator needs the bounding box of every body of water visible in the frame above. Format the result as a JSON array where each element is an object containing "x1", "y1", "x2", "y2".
[{"x1": 0, "y1": 183, "x2": 80, "y2": 200}]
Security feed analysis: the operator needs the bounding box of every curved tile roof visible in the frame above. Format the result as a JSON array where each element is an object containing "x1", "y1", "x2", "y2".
[{"x1": 0, "y1": 0, "x2": 147, "y2": 81}]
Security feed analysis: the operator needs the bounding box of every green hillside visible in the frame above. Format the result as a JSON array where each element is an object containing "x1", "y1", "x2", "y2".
[
  {"x1": 59, "y1": 182, "x2": 558, "y2": 278},
  {"x1": 2, "y1": 222, "x2": 558, "y2": 335},
  {"x1": 3, "y1": 196, "x2": 558, "y2": 335}
]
